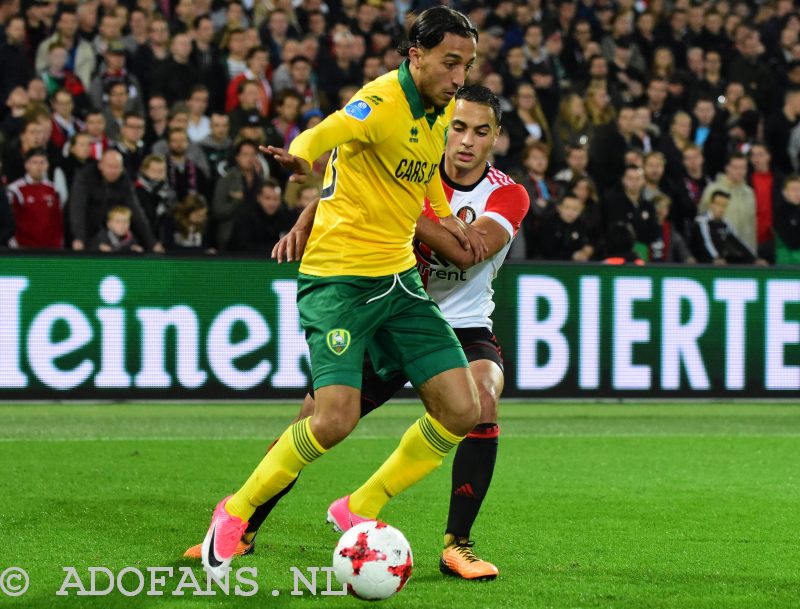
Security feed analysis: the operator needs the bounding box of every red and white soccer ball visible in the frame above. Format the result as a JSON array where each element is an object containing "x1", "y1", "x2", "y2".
[{"x1": 332, "y1": 521, "x2": 413, "y2": 600}]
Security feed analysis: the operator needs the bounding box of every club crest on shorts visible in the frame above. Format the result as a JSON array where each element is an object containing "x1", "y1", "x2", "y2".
[{"x1": 326, "y1": 329, "x2": 351, "y2": 355}]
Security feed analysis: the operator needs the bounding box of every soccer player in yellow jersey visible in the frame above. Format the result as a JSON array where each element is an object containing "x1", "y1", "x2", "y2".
[{"x1": 199, "y1": 7, "x2": 486, "y2": 581}]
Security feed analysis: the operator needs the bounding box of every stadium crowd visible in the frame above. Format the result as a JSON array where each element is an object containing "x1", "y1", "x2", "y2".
[{"x1": 0, "y1": 0, "x2": 799, "y2": 264}]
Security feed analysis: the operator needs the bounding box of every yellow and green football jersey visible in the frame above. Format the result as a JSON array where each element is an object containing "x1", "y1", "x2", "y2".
[{"x1": 289, "y1": 60, "x2": 454, "y2": 277}]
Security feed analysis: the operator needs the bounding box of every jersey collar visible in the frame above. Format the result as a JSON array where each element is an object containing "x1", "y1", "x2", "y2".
[
  {"x1": 440, "y1": 157, "x2": 491, "y2": 192},
  {"x1": 398, "y1": 59, "x2": 445, "y2": 128}
]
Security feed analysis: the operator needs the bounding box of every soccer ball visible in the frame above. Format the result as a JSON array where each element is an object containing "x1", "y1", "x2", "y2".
[{"x1": 332, "y1": 521, "x2": 413, "y2": 600}]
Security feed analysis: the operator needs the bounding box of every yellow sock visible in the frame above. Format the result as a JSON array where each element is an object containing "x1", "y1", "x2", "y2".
[
  {"x1": 226, "y1": 417, "x2": 326, "y2": 521},
  {"x1": 349, "y1": 413, "x2": 463, "y2": 518}
]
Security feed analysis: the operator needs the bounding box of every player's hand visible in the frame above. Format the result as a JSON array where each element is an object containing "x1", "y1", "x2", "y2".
[
  {"x1": 439, "y1": 215, "x2": 488, "y2": 264},
  {"x1": 272, "y1": 226, "x2": 310, "y2": 263},
  {"x1": 260, "y1": 145, "x2": 311, "y2": 183}
]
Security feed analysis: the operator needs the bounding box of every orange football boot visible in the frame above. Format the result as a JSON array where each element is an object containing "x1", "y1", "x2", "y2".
[{"x1": 439, "y1": 539, "x2": 498, "y2": 581}]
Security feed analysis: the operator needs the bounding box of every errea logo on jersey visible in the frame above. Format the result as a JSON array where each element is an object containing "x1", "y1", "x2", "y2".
[
  {"x1": 409, "y1": 126, "x2": 419, "y2": 143},
  {"x1": 344, "y1": 100, "x2": 372, "y2": 121}
]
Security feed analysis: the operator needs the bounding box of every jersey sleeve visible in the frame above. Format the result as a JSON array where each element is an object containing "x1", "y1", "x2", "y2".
[
  {"x1": 482, "y1": 184, "x2": 530, "y2": 239},
  {"x1": 289, "y1": 92, "x2": 396, "y2": 166},
  {"x1": 425, "y1": 174, "x2": 452, "y2": 219}
]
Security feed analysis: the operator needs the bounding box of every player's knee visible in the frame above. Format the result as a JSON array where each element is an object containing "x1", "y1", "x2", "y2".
[
  {"x1": 476, "y1": 382, "x2": 500, "y2": 423},
  {"x1": 454, "y1": 383, "x2": 481, "y2": 433},
  {"x1": 477, "y1": 392, "x2": 499, "y2": 423},
  {"x1": 309, "y1": 394, "x2": 360, "y2": 448}
]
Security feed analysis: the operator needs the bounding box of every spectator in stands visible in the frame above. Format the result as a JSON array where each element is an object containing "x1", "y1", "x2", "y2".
[
  {"x1": 2, "y1": 119, "x2": 48, "y2": 183},
  {"x1": 554, "y1": 94, "x2": 591, "y2": 163},
  {"x1": 121, "y1": 8, "x2": 149, "y2": 56},
  {"x1": 229, "y1": 80, "x2": 264, "y2": 135},
  {"x1": 135, "y1": 153, "x2": 174, "y2": 237},
  {"x1": 102, "y1": 82, "x2": 129, "y2": 141},
  {"x1": 537, "y1": 192, "x2": 594, "y2": 261},
  {"x1": 59, "y1": 132, "x2": 93, "y2": 198},
  {"x1": 520, "y1": 142, "x2": 559, "y2": 222},
  {"x1": 632, "y1": 106, "x2": 658, "y2": 154},
  {"x1": 35, "y1": 7, "x2": 95, "y2": 88},
  {"x1": 144, "y1": 95, "x2": 168, "y2": 151},
  {"x1": 130, "y1": 16, "x2": 171, "y2": 99},
  {"x1": 40, "y1": 42, "x2": 88, "y2": 113},
  {"x1": 84, "y1": 110, "x2": 110, "y2": 160},
  {"x1": 264, "y1": 89, "x2": 302, "y2": 152},
  {"x1": 317, "y1": 30, "x2": 361, "y2": 106},
  {"x1": 605, "y1": 164, "x2": 660, "y2": 254},
  {"x1": 220, "y1": 27, "x2": 248, "y2": 84},
  {"x1": 691, "y1": 97, "x2": 728, "y2": 179},
  {"x1": 7, "y1": 148, "x2": 62, "y2": 249},
  {"x1": 765, "y1": 88, "x2": 800, "y2": 175},
  {"x1": 590, "y1": 104, "x2": 636, "y2": 195},
  {"x1": 502, "y1": 82, "x2": 551, "y2": 172},
  {"x1": 225, "y1": 46, "x2": 272, "y2": 117},
  {"x1": 113, "y1": 112, "x2": 147, "y2": 180},
  {"x1": 92, "y1": 12, "x2": 123, "y2": 60},
  {"x1": 773, "y1": 173, "x2": 800, "y2": 264},
  {"x1": 75, "y1": 1, "x2": 96, "y2": 45},
  {"x1": 0, "y1": 15, "x2": 33, "y2": 105},
  {"x1": 50, "y1": 89, "x2": 85, "y2": 151},
  {"x1": 229, "y1": 179, "x2": 294, "y2": 254},
  {"x1": 161, "y1": 128, "x2": 207, "y2": 201},
  {"x1": 748, "y1": 143, "x2": 780, "y2": 260},
  {"x1": 679, "y1": 144, "x2": 711, "y2": 234},
  {"x1": 700, "y1": 152, "x2": 757, "y2": 252},
  {"x1": 162, "y1": 193, "x2": 212, "y2": 252},
  {"x1": 691, "y1": 190, "x2": 760, "y2": 264},
  {"x1": 287, "y1": 55, "x2": 321, "y2": 113},
  {"x1": 88, "y1": 39, "x2": 144, "y2": 115},
  {"x1": 90, "y1": 206, "x2": 143, "y2": 253},
  {"x1": 642, "y1": 151, "x2": 687, "y2": 230},
  {"x1": 151, "y1": 106, "x2": 211, "y2": 179},
  {"x1": 190, "y1": 15, "x2": 226, "y2": 113},
  {"x1": 604, "y1": 221, "x2": 644, "y2": 265},
  {"x1": 291, "y1": 183, "x2": 321, "y2": 211},
  {"x1": 518, "y1": 141, "x2": 557, "y2": 258},
  {"x1": 649, "y1": 194, "x2": 694, "y2": 263},
  {"x1": 151, "y1": 32, "x2": 199, "y2": 104},
  {"x1": 659, "y1": 111, "x2": 693, "y2": 183},
  {"x1": 0, "y1": 177, "x2": 13, "y2": 248},
  {"x1": 1, "y1": 86, "x2": 29, "y2": 143},
  {"x1": 69, "y1": 149, "x2": 159, "y2": 252},
  {"x1": 186, "y1": 85, "x2": 211, "y2": 143},
  {"x1": 200, "y1": 113, "x2": 232, "y2": 186},
  {"x1": 554, "y1": 141, "x2": 589, "y2": 189},
  {"x1": 212, "y1": 139, "x2": 262, "y2": 251}
]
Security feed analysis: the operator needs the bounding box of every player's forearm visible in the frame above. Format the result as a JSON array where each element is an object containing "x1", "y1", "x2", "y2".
[
  {"x1": 415, "y1": 216, "x2": 473, "y2": 270},
  {"x1": 295, "y1": 199, "x2": 319, "y2": 233},
  {"x1": 288, "y1": 113, "x2": 355, "y2": 166}
]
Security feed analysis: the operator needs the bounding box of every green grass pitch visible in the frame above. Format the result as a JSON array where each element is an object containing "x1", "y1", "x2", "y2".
[{"x1": 1, "y1": 402, "x2": 799, "y2": 609}]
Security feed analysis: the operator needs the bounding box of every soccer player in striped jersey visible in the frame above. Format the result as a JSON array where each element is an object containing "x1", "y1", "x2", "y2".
[
  {"x1": 187, "y1": 85, "x2": 529, "y2": 581},
  {"x1": 197, "y1": 7, "x2": 488, "y2": 582}
]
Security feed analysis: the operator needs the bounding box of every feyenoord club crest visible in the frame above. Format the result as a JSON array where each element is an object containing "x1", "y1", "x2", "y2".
[
  {"x1": 457, "y1": 206, "x2": 476, "y2": 224},
  {"x1": 326, "y1": 329, "x2": 351, "y2": 355}
]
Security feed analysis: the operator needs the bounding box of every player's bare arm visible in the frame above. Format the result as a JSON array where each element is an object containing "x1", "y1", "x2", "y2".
[
  {"x1": 271, "y1": 199, "x2": 319, "y2": 262},
  {"x1": 416, "y1": 215, "x2": 507, "y2": 269},
  {"x1": 438, "y1": 214, "x2": 489, "y2": 263},
  {"x1": 259, "y1": 145, "x2": 311, "y2": 183}
]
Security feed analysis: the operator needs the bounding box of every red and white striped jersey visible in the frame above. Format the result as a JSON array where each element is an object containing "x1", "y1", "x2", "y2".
[
  {"x1": 416, "y1": 164, "x2": 529, "y2": 330},
  {"x1": 7, "y1": 175, "x2": 63, "y2": 249}
]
